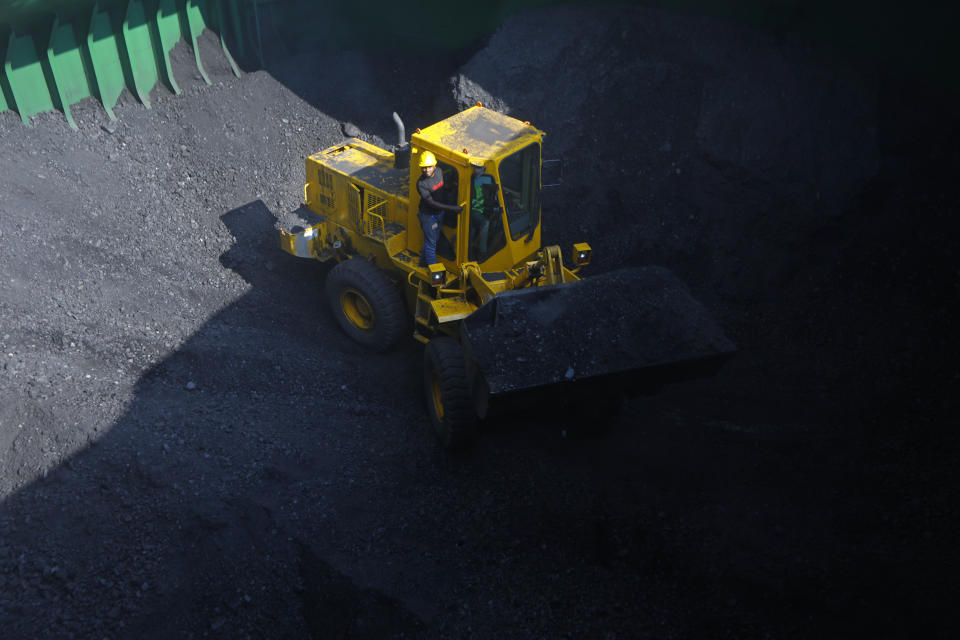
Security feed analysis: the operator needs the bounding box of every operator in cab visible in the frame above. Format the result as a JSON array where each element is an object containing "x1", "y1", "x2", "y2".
[{"x1": 417, "y1": 151, "x2": 461, "y2": 267}]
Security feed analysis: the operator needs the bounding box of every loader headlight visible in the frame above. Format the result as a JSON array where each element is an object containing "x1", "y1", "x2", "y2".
[
  {"x1": 572, "y1": 242, "x2": 592, "y2": 266},
  {"x1": 428, "y1": 263, "x2": 446, "y2": 285}
]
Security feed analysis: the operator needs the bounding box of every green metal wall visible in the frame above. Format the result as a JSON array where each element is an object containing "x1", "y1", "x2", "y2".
[
  {"x1": 0, "y1": 0, "x2": 240, "y2": 128},
  {"x1": 2, "y1": 0, "x2": 957, "y2": 128},
  {"x1": 0, "y1": 0, "x2": 566, "y2": 128}
]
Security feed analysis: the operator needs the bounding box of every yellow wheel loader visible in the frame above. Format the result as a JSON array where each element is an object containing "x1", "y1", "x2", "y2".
[{"x1": 279, "y1": 105, "x2": 734, "y2": 447}]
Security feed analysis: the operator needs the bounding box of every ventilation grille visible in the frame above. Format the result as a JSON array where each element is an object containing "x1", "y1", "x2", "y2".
[
  {"x1": 318, "y1": 168, "x2": 335, "y2": 210},
  {"x1": 348, "y1": 186, "x2": 360, "y2": 221},
  {"x1": 366, "y1": 192, "x2": 387, "y2": 216}
]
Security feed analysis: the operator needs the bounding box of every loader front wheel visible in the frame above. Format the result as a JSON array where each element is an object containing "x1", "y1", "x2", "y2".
[
  {"x1": 424, "y1": 338, "x2": 476, "y2": 450},
  {"x1": 326, "y1": 258, "x2": 407, "y2": 351}
]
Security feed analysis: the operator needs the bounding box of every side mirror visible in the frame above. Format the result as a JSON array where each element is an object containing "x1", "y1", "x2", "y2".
[{"x1": 542, "y1": 158, "x2": 563, "y2": 188}]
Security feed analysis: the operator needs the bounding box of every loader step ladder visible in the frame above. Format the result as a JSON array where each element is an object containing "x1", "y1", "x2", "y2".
[
  {"x1": 414, "y1": 279, "x2": 435, "y2": 327},
  {"x1": 412, "y1": 277, "x2": 436, "y2": 343}
]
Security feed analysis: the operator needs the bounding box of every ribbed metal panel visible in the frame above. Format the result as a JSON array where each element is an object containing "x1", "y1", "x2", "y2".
[{"x1": 0, "y1": 0, "x2": 241, "y2": 128}]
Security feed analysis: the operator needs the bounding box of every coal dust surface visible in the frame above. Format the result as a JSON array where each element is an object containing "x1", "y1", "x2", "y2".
[{"x1": 1, "y1": 6, "x2": 957, "y2": 639}]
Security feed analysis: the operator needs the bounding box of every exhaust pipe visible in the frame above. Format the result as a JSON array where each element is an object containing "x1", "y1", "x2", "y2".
[
  {"x1": 392, "y1": 111, "x2": 406, "y2": 146},
  {"x1": 393, "y1": 111, "x2": 410, "y2": 169}
]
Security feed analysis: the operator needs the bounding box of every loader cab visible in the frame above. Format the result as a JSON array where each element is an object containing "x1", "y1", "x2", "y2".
[{"x1": 409, "y1": 106, "x2": 545, "y2": 273}]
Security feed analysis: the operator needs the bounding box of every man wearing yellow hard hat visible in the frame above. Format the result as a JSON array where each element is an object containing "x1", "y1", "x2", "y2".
[{"x1": 416, "y1": 151, "x2": 462, "y2": 267}]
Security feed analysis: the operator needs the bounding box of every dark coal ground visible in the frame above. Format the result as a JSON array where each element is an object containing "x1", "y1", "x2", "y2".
[{"x1": 1, "y1": 6, "x2": 958, "y2": 638}]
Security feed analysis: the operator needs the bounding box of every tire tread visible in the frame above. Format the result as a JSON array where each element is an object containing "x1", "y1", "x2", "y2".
[
  {"x1": 424, "y1": 337, "x2": 476, "y2": 449},
  {"x1": 326, "y1": 258, "x2": 407, "y2": 351}
]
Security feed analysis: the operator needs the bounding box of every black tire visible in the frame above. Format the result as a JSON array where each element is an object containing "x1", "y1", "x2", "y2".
[
  {"x1": 423, "y1": 337, "x2": 477, "y2": 449},
  {"x1": 325, "y1": 258, "x2": 407, "y2": 351}
]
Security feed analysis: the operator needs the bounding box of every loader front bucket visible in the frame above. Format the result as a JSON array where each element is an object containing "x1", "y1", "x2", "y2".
[{"x1": 460, "y1": 266, "x2": 736, "y2": 411}]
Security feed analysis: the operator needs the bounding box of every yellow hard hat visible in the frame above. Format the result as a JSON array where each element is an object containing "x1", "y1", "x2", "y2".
[{"x1": 419, "y1": 150, "x2": 437, "y2": 168}]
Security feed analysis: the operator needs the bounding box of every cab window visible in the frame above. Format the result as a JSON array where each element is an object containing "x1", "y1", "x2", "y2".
[
  {"x1": 498, "y1": 143, "x2": 540, "y2": 239},
  {"x1": 468, "y1": 170, "x2": 507, "y2": 263}
]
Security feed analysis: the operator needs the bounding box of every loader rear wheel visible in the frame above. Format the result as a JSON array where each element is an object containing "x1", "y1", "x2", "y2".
[
  {"x1": 424, "y1": 337, "x2": 476, "y2": 450},
  {"x1": 326, "y1": 258, "x2": 406, "y2": 351}
]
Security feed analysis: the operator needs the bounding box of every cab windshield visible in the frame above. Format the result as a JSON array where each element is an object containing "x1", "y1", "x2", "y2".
[{"x1": 498, "y1": 143, "x2": 540, "y2": 239}]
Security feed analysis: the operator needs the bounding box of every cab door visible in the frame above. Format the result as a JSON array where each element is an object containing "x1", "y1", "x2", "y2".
[
  {"x1": 467, "y1": 143, "x2": 542, "y2": 272},
  {"x1": 432, "y1": 159, "x2": 461, "y2": 264}
]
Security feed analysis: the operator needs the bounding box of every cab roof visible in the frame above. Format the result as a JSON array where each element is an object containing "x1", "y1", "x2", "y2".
[{"x1": 413, "y1": 106, "x2": 543, "y2": 162}]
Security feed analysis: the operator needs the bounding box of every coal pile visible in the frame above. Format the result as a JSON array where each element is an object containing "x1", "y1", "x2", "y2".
[
  {"x1": 462, "y1": 267, "x2": 735, "y2": 395},
  {"x1": 1, "y1": 5, "x2": 957, "y2": 639}
]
